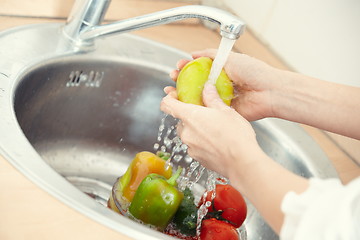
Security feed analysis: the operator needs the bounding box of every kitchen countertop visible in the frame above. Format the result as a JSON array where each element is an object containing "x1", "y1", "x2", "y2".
[{"x1": 1, "y1": 0, "x2": 359, "y2": 239}]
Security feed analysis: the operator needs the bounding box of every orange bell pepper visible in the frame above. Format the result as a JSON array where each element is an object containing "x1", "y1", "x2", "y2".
[{"x1": 119, "y1": 151, "x2": 172, "y2": 202}]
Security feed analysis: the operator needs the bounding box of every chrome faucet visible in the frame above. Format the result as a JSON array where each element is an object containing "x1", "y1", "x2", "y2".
[{"x1": 63, "y1": 0, "x2": 246, "y2": 48}]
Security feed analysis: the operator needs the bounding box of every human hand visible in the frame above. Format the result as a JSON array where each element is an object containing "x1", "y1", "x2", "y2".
[
  {"x1": 160, "y1": 83, "x2": 263, "y2": 180},
  {"x1": 170, "y1": 49, "x2": 282, "y2": 121}
]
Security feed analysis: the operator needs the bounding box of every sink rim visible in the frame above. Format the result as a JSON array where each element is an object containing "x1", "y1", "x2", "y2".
[{"x1": 0, "y1": 23, "x2": 338, "y2": 240}]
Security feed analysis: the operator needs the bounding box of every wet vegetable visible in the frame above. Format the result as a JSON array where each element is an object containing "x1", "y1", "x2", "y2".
[
  {"x1": 107, "y1": 152, "x2": 247, "y2": 239},
  {"x1": 172, "y1": 187, "x2": 198, "y2": 236},
  {"x1": 176, "y1": 57, "x2": 234, "y2": 106},
  {"x1": 201, "y1": 184, "x2": 247, "y2": 228},
  {"x1": 129, "y1": 168, "x2": 184, "y2": 231},
  {"x1": 200, "y1": 218, "x2": 239, "y2": 240},
  {"x1": 120, "y1": 151, "x2": 172, "y2": 202}
]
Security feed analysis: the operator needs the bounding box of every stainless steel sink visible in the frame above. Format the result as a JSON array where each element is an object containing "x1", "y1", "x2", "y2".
[{"x1": 0, "y1": 23, "x2": 338, "y2": 240}]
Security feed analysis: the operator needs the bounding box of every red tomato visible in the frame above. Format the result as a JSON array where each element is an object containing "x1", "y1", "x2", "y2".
[
  {"x1": 202, "y1": 184, "x2": 247, "y2": 228},
  {"x1": 200, "y1": 218, "x2": 239, "y2": 240}
]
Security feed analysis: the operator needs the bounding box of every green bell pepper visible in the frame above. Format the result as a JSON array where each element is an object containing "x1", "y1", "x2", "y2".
[{"x1": 128, "y1": 167, "x2": 183, "y2": 231}]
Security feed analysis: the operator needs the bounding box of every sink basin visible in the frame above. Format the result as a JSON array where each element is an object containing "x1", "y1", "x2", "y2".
[{"x1": 0, "y1": 23, "x2": 338, "y2": 240}]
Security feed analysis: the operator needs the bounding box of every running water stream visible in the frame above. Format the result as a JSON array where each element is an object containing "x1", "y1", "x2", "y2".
[
  {"x1": 154, "y1": 37, "x2": 246, "y2": 239},
  {"x1": 207, "y1": 37, "x2": 236, "y2": 85}
]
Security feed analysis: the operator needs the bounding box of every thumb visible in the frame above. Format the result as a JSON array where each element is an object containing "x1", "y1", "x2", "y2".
[{"x1": 202, "y1": 83, "x2": 229, "y2": 109}]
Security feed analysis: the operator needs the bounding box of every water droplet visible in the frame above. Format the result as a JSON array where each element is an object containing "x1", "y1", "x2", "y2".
[
  {"x1": 184, "y1": 155, "x2": 192, "y2": 163},
  {"x1": 160, "y1": 145, "x2": 166, "y2": 152},
  {"x1": 153, "y1": 143, "x2": 160, "y2": 150},
  {"x1": 173, "y1": 154, "x2": 182, "y2": 162}
]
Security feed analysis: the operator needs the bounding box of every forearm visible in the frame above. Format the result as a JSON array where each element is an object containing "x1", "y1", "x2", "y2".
[
  {"x1": 228, "y1": 147, "x2": 309, "y2": 234},
  {"x1": 272, "y1": 69, "x2": 360, "y2": 139}
]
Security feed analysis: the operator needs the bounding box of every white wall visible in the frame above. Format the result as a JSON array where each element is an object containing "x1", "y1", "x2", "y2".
[{"x1": 224, "y1": 0, "x2": 360, "y2": 87}]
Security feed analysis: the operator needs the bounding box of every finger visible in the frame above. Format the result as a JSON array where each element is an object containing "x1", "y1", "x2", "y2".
[
  {"x1": 169, "y1": 69, "x2": 179, "y2": 81},
  {"x1": 163, "y1": 86, "x2": 176, "y2": 94},
  {"x1": 176, "y1": 59, "x2": 190, "y2": 69},
  {"x1": 202, "y1": 83, "x2": 229, "y2": 110},
  {"x1": 170, "y1": 59, "x2": 191, "y2": 81},
  {"x1": 191, "y1": 49, "x2": 218, "y2": 60}
]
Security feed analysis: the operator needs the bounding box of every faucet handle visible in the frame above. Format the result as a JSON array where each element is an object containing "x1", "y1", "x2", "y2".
[{"x1": 220, "y1": 20, "x2": 246, "y2": 40}]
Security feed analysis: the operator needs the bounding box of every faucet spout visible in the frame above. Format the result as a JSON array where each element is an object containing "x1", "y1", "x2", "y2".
[{"x1": 63, "y1": 1, "x2": 245, "y2": 47}]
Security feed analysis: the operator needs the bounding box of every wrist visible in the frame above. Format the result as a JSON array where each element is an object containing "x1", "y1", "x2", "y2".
[
  {"x1": 227, "y1": 143, "x2": 270, "y2": 194},
  {"x1": 268, "y1": 69, "x2": 314, "y2": 120}
]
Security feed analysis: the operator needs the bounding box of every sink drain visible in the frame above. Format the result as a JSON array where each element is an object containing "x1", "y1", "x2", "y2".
[
  {"x1": 66, "y1": 70, "x2": 104, "y2": 87},
  {"x1": 65, "y1": 176, "x2": 112, "y2": 207}
]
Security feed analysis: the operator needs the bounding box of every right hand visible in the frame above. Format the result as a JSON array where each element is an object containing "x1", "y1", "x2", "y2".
[
  {"x1": 161, "y1": 83, "x2": 262, "y2": 181},
  {"x1": 170, "y1": 49, "x2": 282, "y2": 121}
]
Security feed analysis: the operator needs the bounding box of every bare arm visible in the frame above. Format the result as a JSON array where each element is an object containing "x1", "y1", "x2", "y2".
[
  {"x1": 229, "y1": 148, "x2": 309, "y2": 233},
  {"x1": 272, "y1": 70, "x2": 360, "y2": 139}
]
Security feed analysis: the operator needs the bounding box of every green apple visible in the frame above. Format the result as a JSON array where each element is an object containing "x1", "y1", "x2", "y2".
[{"x1": 176, "y1": 57, "x2": 233, "y2": 106}]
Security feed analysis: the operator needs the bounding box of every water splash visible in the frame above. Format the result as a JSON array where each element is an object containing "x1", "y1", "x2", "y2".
[{"x1": 153, "y1": 114, "x2": 187, "y2": 171}]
